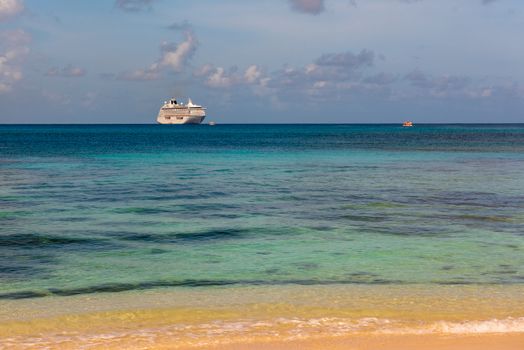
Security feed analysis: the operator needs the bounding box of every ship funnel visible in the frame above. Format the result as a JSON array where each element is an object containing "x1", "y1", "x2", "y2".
[{"x1": 187, "y1": 98, "x2": 201, "y2": 108}]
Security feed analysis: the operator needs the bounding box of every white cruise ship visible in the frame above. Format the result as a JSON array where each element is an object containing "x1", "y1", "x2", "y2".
[{"x1": 157, "y1": 98, "x2": 206, "y2": 124}]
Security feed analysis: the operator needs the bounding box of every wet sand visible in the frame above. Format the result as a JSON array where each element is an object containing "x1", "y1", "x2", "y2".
[
  {"x1": 3, "y1": 329, "x2": 523, "y2": 349},
  {"x1": 1, "y1": 285, "x2": 523, "y2": 349},
  {"x1": 212, "y1": 334, "x2": 524, "y2": 350}
]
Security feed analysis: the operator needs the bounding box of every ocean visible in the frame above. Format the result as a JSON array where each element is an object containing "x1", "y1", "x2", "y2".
[{"x1": 1, "y1": 124, "x2": 524, "y2": 348}]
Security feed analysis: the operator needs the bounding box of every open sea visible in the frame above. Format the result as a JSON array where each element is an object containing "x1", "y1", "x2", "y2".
[{"x1": 1, "y1": 124, "x2": 524, "y2": 348}]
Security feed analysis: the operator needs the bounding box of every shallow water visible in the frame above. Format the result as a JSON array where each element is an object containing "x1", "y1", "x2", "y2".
[
  {"x1": 1, "y1": 124, "x2": 524, "y2": 299},
  {"x1": 1, "y1": 285, "x2": 524, "y2": 349}
]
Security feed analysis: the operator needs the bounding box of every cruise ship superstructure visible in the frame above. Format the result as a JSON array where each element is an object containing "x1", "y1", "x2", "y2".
[{"x1": 157, "y1": 98, "x2": 206, "y2": 124}]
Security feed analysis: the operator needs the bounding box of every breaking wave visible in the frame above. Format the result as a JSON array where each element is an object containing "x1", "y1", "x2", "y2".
[{"x1": 2, "y1": 316, "x2": 523, "y2": 349}]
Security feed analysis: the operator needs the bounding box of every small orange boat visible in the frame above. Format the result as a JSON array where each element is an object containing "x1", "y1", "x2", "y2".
[{"x1": 402, "y1": 121, "x2": 413, "y2": 127}]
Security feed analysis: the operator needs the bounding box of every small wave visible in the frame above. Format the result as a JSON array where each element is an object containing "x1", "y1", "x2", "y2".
[
  {"x1": 342, "y1": 215, "x2": 388, "y2": 222},
  {"x1": 0, "y1": 210, "x2": 31, "y2": 220},
  {"x1": 112, "y1": 207, "x2": 172, "y2": 215},
  {"x1": 427, "y1": 317, "x2": 524, "y2": 334},
  {"x1": 111, "y1": 228, "x2": 247, "y2": 243},
  {"x1": 381, "y1": 317, "x2": 524, "y2": 334},
  {"x1": 458, "y1": 214, "x2": 513, "y2": 223},
  {"x1": 2, "y1": 316, "x2": 523, "y2": 349},
  {"x1": 261, "y1": 317, "x2": 524, "y2": 335},
  {"x1": 366, "y1": 202, "x2": 406, "y2": 209},
  {"x1": 0, "y1": 233, "x2": 99, "y2": 247}
]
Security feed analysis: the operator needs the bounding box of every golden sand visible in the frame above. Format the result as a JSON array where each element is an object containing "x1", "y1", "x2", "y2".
[
  {"x1": 1, "y1": 285, "x2": 523, "y2": 349},
  {"x1": 209, "y1": 334, "x2": 524, "y2": 350}
]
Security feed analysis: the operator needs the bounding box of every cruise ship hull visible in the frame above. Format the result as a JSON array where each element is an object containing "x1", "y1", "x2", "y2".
[
  {"x1": 157, "y1": 98, "x2": 207, "y2": 125},
  {"x1": 157, "y1": 115, "x2": 205, "y2": 125}
]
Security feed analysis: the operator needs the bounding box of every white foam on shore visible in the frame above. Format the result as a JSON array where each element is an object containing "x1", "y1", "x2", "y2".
[
  {"x1": 2, "y1": 317, "x2": 524, "y2": 349},
  {"x1": 416, "y1": 317, "x2": 524, "y2": 334},
  {"x1": 266, "y1": 317, "x2": 524, "y2": 336}
]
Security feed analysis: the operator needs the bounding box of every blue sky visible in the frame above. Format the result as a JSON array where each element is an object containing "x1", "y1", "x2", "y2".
[{"x1": 0, "y1": 0, "x2": 523, "y2": 123}]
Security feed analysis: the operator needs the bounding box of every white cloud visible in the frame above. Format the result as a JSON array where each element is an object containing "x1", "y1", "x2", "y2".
[
  {"x1": 315, "y1": 50, "x2": 375, "y2": 68},
  {"x1": 466, "y1": 82, "x2": 523, "y2": 100},
  {"x1": 46, "y1": 64, "x2": 87, "y2": 78},
  {"x1": 404, "y1": 70, "x2": 473, "y2": 98},
  {"x1": 198, "y1": 48, "x2": 515, "y2": 104},
  {"x1": 117, "y1": 68, "x2": 158, "y2": 81},
  {"x1": 0, "y1": 29, "x2": 29, "y2": 93},
  {"x1": 206, "y1": 67, "x2": 237, "y2": 88},
  {"x1": 115, "y1": 0, "x2": 154, "y2": 12},
  {"x1": 244, "y1": 65, "x2": 262, "y2": 84},
  {"x1": 117, "y1": 31, "x2": 197, "y2": 81},
  {"x1": 0, "y1": 0, "x2": 23, "y2": 21},
  {"x1": 154, "y1": 31, "x2": 197, "y2": 72},
  {"x1": 194, "y1": 63, "x2": 214, "y2": 77},
  {"x1": 196, "y1": 64, "x2": 268, "y2": 89},
  {"x1": 480, "y1": 88, "x2": 493, "y2": 98}
]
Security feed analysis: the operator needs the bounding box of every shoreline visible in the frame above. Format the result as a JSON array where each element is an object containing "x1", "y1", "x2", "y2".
[
  {"x1": 207, "y1": 334, "x2": 524, "y2": 350},
  {"x1": 1, "y1": 284, "x2": 523, "y2": 349}
]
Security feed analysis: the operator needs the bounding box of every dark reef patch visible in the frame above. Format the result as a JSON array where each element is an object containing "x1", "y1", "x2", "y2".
[
  {"x1": 150, "y1": 248, "x2": 169, "y2": 254},
  {"x1": 112, "y1": 207, "x2": 173, "y2": 215},
  {"x1": 4, "y1": 275, "x2": 517, "y2": 300},
  {"x1": 0, "y1": 278, "x2": 409, "y2": 300},
  {"x1": 111, "y1": 228, "x2": 249, "y2": 243},
  {"x1": 0, "y1": 233, "x2": 103, "y2": 247},
  {"x1": 294, "y1": 262, "x2": 320, "y2": 270}
]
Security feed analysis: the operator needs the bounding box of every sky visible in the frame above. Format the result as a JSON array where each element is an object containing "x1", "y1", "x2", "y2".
[{"x1": 0, "y1": 0, "x2": 523, "y2": 123}]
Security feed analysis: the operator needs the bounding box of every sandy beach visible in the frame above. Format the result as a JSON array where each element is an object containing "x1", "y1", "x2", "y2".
[
  {"x1": 1, "y1": 285, "x2": 523, "y2": 349},
  {"x1": 207, "y1": 334, "x2": 524, "y2": 350}
]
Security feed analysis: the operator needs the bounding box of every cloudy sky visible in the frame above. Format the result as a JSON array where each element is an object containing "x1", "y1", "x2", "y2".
[{"x1": 0, "y1": 0, "x2": 522, "y2": 123}]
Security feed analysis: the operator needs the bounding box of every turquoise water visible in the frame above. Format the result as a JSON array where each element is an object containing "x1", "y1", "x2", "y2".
[{"x1": 1, "y1": 124, "x2": 524, "y2": 299}]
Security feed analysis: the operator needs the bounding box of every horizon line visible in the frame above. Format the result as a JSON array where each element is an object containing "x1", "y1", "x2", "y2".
[{"x1": 1, "y1": 122, "x2": 524, "y2": 126}]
